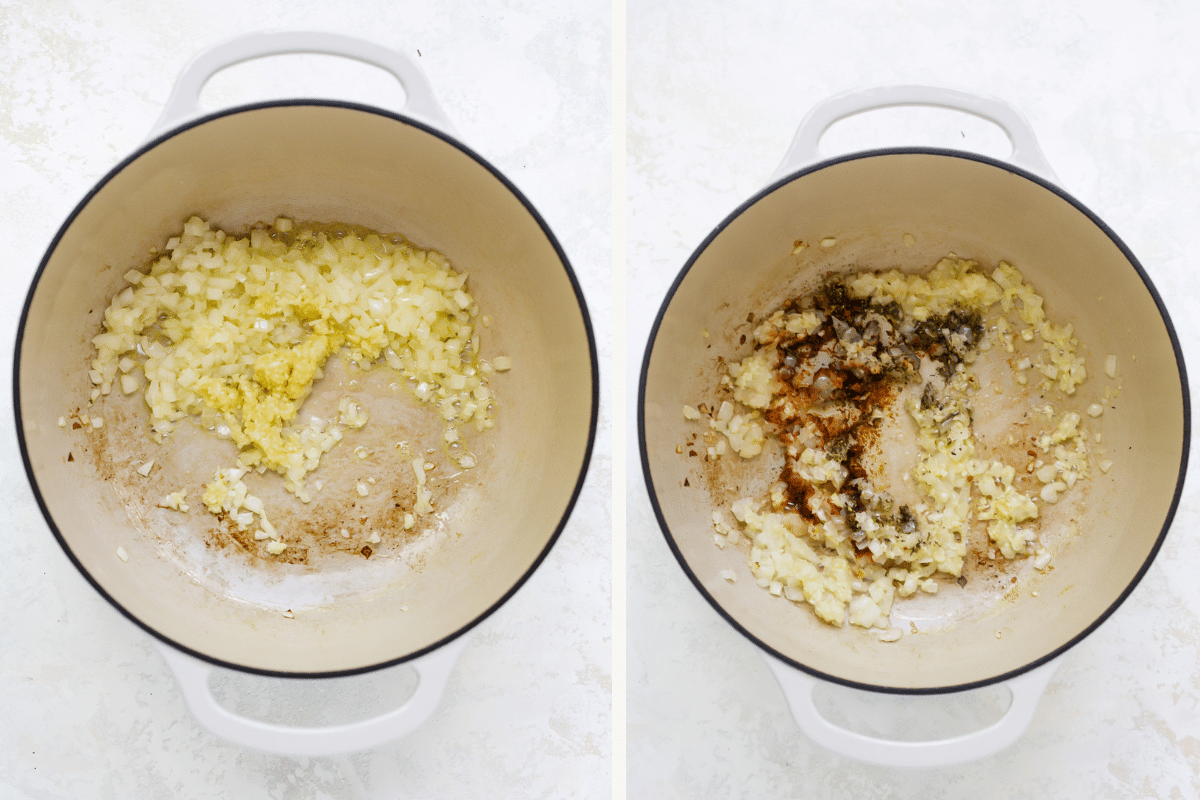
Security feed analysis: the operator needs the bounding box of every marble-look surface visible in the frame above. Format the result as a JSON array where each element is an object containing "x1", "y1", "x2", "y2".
[
  {"x1": 0, "y1": 1, "x2": 611, "y2": 798},
  {"x1": 627, "y1": 1, "x2": 1200, "y2": 798}
]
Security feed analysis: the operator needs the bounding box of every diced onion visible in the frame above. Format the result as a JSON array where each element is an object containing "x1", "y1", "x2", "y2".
[
  {"x1": 88, "y1": 216, "x2": 503, "y2": 545},
  {"x1": 704, "y1": 256, "x2": 1101, "y2": 630}
]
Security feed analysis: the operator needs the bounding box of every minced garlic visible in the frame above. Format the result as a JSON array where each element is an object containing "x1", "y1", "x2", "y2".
[
  {"x1": 202, "y1": 467, "x2": 276, "y2": 539},
  {"x1": 338, "y1": 396, "x2": 370, "y2": 430},
  {"x1": 158, "y1": 489, "x2": 189, "y2": 513}
]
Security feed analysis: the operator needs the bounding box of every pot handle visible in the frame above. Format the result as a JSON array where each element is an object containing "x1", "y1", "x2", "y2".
[
  {"x1": 769, "y1": 83, "x2": 1059, "y2": 184},
  {"x1": 764, "y1": 654, "x2": 1060, "y2": 768},
  {"x1": 155, "y1": 633, "x2": 470, "y2": 756},
  {"x1": 146, "y1": 30, "x2": 455, "y2": 141}
]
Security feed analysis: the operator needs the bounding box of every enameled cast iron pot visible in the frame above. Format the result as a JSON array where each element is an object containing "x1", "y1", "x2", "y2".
[
  {"x1": 639, "y1": 85, "x2": 1188, "y2": 767},
  {"x1": 15, "y1": 32, "x2": 598, "y2": 755}
]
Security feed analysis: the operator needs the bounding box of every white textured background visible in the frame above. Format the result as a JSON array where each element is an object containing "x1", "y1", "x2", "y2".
[
  {"x1": 627, "y1": 1, "x2": 1200, "y2": 798},
  {"x1": 0, "y1": 1, "x2": 611, "y2": 798},
  {"x1": 12, "y1": 0, "x2": 1200, "y2": 796}
]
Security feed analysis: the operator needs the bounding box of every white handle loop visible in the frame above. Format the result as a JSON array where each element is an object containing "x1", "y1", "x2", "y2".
[
  {"x1": 157, "y1": 634, "x2": 470, "y2": 756},
  {"x1": 147, "y1": 30, "x2": 454, "y2": 142},
  {"x1": 765, "y1": 655, "x2": 1060, "y2": 768},
  {"x1": 770, "y1": 83, "x2": 1058, "y2": 184}
]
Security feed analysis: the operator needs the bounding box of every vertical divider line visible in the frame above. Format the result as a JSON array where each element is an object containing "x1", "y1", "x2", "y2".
[{"x1": 611, "y1": 0, "x2": 628, "y2": 796}]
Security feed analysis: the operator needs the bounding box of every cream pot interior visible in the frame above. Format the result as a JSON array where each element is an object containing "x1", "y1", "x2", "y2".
[
  {"x1": 17, "y1": 102, "x2": 597, "y2": 676},
  {"x1": 640, "y1": 149, "x2": 1188, "y2": 692}
]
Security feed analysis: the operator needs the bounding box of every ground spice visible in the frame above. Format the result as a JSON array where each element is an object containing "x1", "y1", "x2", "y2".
[{"x1": 760, "y1": 276, "x2": 983, "y2": 533}]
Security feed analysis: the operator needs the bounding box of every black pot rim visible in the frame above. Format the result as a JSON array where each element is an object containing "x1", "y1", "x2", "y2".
[
  {"x1": 638, "y1": 145, "x2": 1191, "y2": 695},
  {"x1": 14, "y1": 98, "x2": 600, "y2": 680}
]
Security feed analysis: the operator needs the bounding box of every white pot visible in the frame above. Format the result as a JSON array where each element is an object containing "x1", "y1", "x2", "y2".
[
  {"x1": 639, "y1": 84, "x2": 1188, "y2": 767},
  {"x1": 15, "y1": 31, "x2": 598, "y2": 756}
]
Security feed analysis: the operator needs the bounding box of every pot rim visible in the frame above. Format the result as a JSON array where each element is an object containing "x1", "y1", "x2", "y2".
[
  {"x1": 638, "y1": 145, "x2": 1191, "y2": 695},
  {"x1": 14, "y1": 98, "x2": 600, "y2": 679}
]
